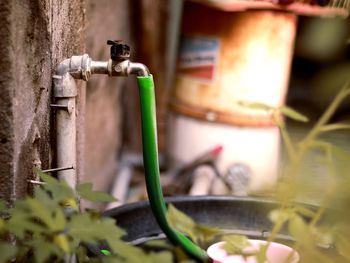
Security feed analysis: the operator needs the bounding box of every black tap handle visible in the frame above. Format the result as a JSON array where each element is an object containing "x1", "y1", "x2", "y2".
[{"x1": 107, "y1": 40, "x2": 130, "y2": 61}]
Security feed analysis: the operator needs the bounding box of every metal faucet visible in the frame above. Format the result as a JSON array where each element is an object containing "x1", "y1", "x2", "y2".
[
  {"x1": 86, "y1": 40, "x2": 150, "y2": 78},
  {"x1": 52, "y1": 41, "x2": 208, "y2": 261}
]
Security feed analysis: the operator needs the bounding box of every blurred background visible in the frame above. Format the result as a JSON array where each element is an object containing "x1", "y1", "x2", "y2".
[
  {"x1": 93, "y1": 0, "x2": 350, "y2": 210},
  {"x1": 1, "y1": 0, "x2": 349, "y2": 208}
]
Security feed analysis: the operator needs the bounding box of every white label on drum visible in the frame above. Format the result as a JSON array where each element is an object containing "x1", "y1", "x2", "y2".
[{"x1": 177, "y1": 36, "x2": 220, "y2": 84}]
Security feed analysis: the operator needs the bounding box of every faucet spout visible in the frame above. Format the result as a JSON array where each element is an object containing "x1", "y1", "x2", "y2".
[
  {"x1": 128, "y1": 62, "x2": 150, "y2": 76},
  {"x1": 106, "y1": 59, "x2": 150, "y2": 77},
  {"x1": 106, "y1": 40, "x2": 150, "y2": 77}
]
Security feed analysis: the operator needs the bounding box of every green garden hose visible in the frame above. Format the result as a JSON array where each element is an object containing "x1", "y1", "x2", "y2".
[{"x1": 137, "y1": 75, "x2": 209, "y2": 262}]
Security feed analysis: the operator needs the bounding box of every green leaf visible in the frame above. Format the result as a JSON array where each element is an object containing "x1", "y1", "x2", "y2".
[
  {"x1": 52, "y1": 208, "x2": 66, "y2": 231},
  {"x1": 295, "y1": 206, "x2": 316, "y2": 218},
  {"x1": 0, "y1": 242, "x2": 17, "y2": 262},
  {"x1": 26, "y1": 198, "x2": 56, "y2": 230},
  {"x1": 278, "y1": 106, "x2": 308, "y2": 122},
  {"x1": 238, "y1": 101, "x2": 275, "y2": 111},
  {"x1": 147, "y1": 251, "x2": 173, "y2": 263},
  {"x1": 167, "y1": 204, "x2": 221, "y2": 243},
  {"x1": 105, "y1": 239, "x2": 145, "y2": 262},
  {"x1": 238, "y1": 101, "x2": 274, "y2": 111},
  {"x1": 288, "y1": 215, "x2": 311, "y2": 244},
  {"x1": 46, "y1": 184, "x2": 76, "y2": 203},
  {"x1": 37, "y1": 174, "x2": 76, "y2": 205},
  {"x1": 167, "y1": 204, "x2": 195, "y2": 230},
  {"x1": 36, "y1": 171, "x2": 77, "y2": 205},
  {"x1": 13, "y1": 197, "x2": 65, "y2": 232},
  {"x1": 28, "y1": 239, "x2": 63, "y2": 263},
  {"x1": 68, "y1": 213, "x2": 124, "y2": 244},
  {"x1": 53, "y1": 233, "x2": 70, "y2": 253},
  {"x1": 255, "y1": 245, "x2": 268, "y2": 263},
  {"x1": 76, "y1": 183, "x2": 116, "y2": 203},
  {"x1": 11, "y1": 196, "x2": 66, "y2": 235},
  {"x1": 34, "y1": 187, "x2": 54, "y2": 207},
  {"x1": 7, "y1": 211, "x2": 45, "y2": 238},
  {"x1": 193, "y1": 223, "x2": 222, "y2": 243},
  {"x1": 238, "y1": 102, "x2": 308, "y2": 122},
  {"x1": 60, "y1": 197, "x2": 79, "y2": 211},
  {"x1": 222, "y1": 235, "x2": 249, "y2": 255},
  {"x1": 37, "y1": 170, "x2": 59, "y2": 184}
]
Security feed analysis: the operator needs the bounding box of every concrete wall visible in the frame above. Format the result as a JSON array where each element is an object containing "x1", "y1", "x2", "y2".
[
  {"x1": 0, "y1": 0, "x2": 129, "y2": 202},
  {"x1": 84, "y1": 0, "x2": 131, "y2": 194},
  {"x1": 0, "y1": 0, "x2": 85, "y2": 202}
]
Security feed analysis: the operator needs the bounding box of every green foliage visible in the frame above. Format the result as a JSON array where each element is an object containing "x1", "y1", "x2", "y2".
[
  {"x1": 222, "y1": 235, "x2": 249, "y2": 255},
  {"x1": 167, "y1": 204, "x2": 271, "y2": 261},
  {"x1": 240, "y1": 82, "x2": 350, "y2": 262},
  {"x1": 0, "y1": 172, "x2": 173, "y2": 263},
  {"x1": 0, "y1": 243, "x2": 18, "y2": 262},
  {"x1": 167, "y1": 82, "x2": 350, "y2": 262},
  {"x1": 1, "y1": 86, "x2": 349, "y2": 262},
  {"x1": 167, "y1": 204, "x2": 221, "y2": 245},
  {"x1": 238, "y1": 101, "x2": 309, "y2": 122},
  {"x1": 278, "y1": 106, "x2": 309, "y2": 123},
  {"x1": 76, "y1": 183, "x2": 116, "y2": 203}
]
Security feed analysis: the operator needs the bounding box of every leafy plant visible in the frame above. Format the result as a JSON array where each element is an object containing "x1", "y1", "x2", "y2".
[
  {"x1": 167, "y1": 204, "x2": 221, "y2": 246},
  {"x1": 0, "y1": 171, "x2": 173, "y2": 263},
  {"x1": 2, "y1": 86, "x2": 349, "y2": 263},
  {"x1": 255, "y1": 82, "x2": 350, "y2": 262},
  {"x1": 167, "y1": 83, "x2": 350, "y2": 262}
]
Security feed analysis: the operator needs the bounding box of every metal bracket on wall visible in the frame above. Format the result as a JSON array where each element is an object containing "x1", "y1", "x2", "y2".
[
  {"x1": 29, "y1": 166, "x2": 75, "y2": 185},
  {"x1": 41, "y1": 166, "x2": 75, "y2": 173}
]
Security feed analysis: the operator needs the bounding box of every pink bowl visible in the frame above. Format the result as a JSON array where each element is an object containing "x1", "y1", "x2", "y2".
[{"x1": 207, "y1": 239, "x2": 299, "y2": 263}]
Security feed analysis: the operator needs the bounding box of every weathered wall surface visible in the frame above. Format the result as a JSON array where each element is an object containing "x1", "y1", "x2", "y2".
[
  {"x1": 0, "y1": 0, "x2": 15, "y2": 202},
  {"x1": 0, "y1": 0, "x2": 85, "y2": 202},
  {"x1": 84, "y1": 0, "x2": 131, "y2": 193},
  {"x1": 50, "y1": 0, "x2": 86, "y2": 189},
  {"x1": 0, "y1": 0, "x2": 133, "y2": 203}
]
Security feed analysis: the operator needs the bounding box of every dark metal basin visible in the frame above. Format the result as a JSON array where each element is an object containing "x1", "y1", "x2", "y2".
[{"x1": 103, "y1": 195, "x2": 295, "y2": 243}]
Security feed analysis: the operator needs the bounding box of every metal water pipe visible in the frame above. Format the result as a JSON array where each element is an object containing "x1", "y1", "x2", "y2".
[
  {"x1": 52, "y1": 41, "x2": 208, "y2": 261},
  {"x1": 52, "y1": 41, "x2": 149, "y2": 188}
]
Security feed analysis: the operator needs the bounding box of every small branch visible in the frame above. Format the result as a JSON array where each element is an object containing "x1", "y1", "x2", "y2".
[{"x1": 319, "y1": 123, "x2": 350, "y2": 133}]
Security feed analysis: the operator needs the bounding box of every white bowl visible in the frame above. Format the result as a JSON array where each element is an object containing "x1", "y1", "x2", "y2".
[{"x1": 207, "y1": 239, "x2": 299, "y2": 263}]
